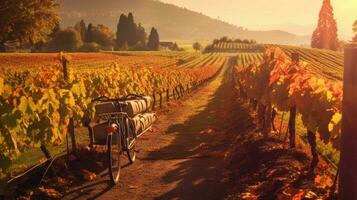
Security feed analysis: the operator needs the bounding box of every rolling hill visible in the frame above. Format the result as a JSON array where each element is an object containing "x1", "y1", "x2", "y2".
[{"x1": 58, "y1": 0, "x2": 310, "y2": 45}]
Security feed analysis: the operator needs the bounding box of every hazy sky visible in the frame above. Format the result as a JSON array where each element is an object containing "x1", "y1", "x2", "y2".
[{"x1": 159, "y1": 0, "x2": 356, "y2": 37}]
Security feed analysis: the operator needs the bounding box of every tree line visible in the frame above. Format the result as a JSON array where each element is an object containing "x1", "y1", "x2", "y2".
[
  {"x1": 43, "y1": 13, "x2": 161, "y2": 52},
  {"x1": 212, "y1": 37, "x2": 257, "y2": 44},
  {"x1": 0, "y1": 0, "x2": 162, "y2": 52},
  {"x1": 116, "y1": 13, "x2": 159, "y2": 51}
]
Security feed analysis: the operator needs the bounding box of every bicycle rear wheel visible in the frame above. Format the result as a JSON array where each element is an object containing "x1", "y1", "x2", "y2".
[
  {"x1": 127, "y1": 138, "x2": 136, "y2": 163},
  {"x1": 107, "y1": 133, "x2": 122, "y2": 184}
]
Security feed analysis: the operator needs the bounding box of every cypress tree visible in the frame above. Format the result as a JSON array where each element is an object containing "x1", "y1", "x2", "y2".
[
  {"x1": 86, "y1": 23, "x2": 94, "y2": 43},
  {"x1": 78, "y1": 20, "x2": 86, "y2": 41},
  {"x1": 116, "y1": 14, "x2": 129, "y2": 48},
  {"x1": 136, "y1": 23, "x2": 147, "y2": 46},
  {"x1": 311, "y1": 0, "x2": 339, "y2": 50},
  {"x1": 127, "y1": 13, "x2": 139, "y2": 46},
  {"x1": 148, "y1": 27, "x2": 159, "y2": 50}
]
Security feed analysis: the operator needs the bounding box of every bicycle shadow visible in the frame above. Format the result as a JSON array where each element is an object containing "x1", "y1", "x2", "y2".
[
  {"x1": 64, "y1": 179, "x2": 113, "y2": 200},
  {"x1": 61, "y1": 158, "x2": 132, "y2": 199}
]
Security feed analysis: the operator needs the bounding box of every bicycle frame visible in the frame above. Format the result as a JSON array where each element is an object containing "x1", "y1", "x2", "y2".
[{"x1": 99, "y1": 112, "x2": 136, "y2": 149}]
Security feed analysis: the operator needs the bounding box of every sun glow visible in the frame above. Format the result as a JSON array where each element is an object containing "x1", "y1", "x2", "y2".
[{"x1": 160, "y1": 0, "x2": 357, "y2": 37}]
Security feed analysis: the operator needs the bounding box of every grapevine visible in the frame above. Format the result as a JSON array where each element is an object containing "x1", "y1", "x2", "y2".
[
  {"x1": 0, "y1": 54, "x2": 222, "y2": 173},
  {"x1": 234, "y1": 47, "x2": 342, "y2": 147}
]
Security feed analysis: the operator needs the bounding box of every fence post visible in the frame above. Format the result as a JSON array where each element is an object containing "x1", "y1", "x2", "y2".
[
  {"x1": 159, "y1": 92, "x2": 163, "y2": 109},
  {"x1": 152, "y1": 92, "x2": 156, "y2": 110},
  {"x1": 62, "y1": 57, "x2": 77, "y2": 153},
  {"x1": 339, "y1": 44, "x2": 357, "y2": 199},
  {"x1": 175, "y1": 86, "x2": 180, "y2": 99},
  {"x1": 172, "y1": 88, "x2": 176, "y2": 100},
  {"x1": 180, "y1": 85, "x2": 184, "y2": 96},
  {"x1": 288, "y1": 106, "x2": 296, "y2": 148},
  {"x1": 166, "y1": 89, "x2": 170, "y2": 102},
  {"x1": 288, "y1": 53, "x2": 299, "y2": 148}
]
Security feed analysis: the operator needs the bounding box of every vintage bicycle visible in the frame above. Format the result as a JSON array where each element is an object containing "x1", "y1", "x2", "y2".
[{"x1": 87, "y1": 94, "x2": 156, "y2": 184}]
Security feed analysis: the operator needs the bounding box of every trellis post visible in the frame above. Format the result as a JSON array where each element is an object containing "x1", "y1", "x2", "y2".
[{"x1": 339, "y1": 44, "x2": 357, "y2": 199}]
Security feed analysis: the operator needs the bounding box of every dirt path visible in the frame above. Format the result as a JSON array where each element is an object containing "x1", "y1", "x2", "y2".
[{"x1": 62, "y1": 59, "x2": 253, "y2": 200}]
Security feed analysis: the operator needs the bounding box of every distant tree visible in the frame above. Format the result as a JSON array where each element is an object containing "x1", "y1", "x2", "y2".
[
  {"x1": 122, "y1": 41, "x2": 129, "y2": 50},
  {"x1": 0, "y1": 0, "x2": 59, "y2": 51},
  {"x1": 50, "y1": 28, "x2": 83, "y2": 51},
  {"x1": 193, "y1": 42, "x2": 202, "y2": 51},
  {"x1": 86, "y1": 23, "x2": 94, "y2": 43},
  {"x1": 148, "y1": 27, "x2": 160, "y2": 50},
  {"x1": 75, "y1": 20, "x2": 87, "y2": 41},
  {"x1": 127, "y1": 13, "x2": 139, "y2": 46},
  {"x1": 204, "y1": 44, "x2": 214, "y2": 53},
  {"x1": 234, "y1": 39, "x2": 242, "y2": 43},
  {"x1": 116, "y1": 14, "x2": 129, "y2": 48},
  {"x1": 49, "y1": 23, "x2": 61, "y2": 39},
  {"x1": 91, "y1": 24, "x2": 114, "y2": 49},
  {"x1": 80, "y1": 42, "x2": 100, "y2": 52},
  {"x1": 116, "y1": 13, "x2": 148, "y2": 50},
  {"x1": 136, "y1": 24, "x2": 147, "y2": 45},
  {"x1": 353, "y1": 20, "x2": 357, "y2": 42},
  {"x1": 220, "y1": 36, "x2": 228, "y2": 42},
  {"x1": 172, "y1": 43, "x2": 179, "y2": 51},
  {"x1": 311, "y1": 0, "x2": 339, "y2": 51}
]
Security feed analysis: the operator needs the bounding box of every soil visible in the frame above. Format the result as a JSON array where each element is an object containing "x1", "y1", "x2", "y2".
[{"x1": 12, "y1": 64, "x2": 336, "y2": 200}]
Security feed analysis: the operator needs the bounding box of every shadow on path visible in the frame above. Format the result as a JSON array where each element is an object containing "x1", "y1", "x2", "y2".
[{"x1": 147, "y1": 65, "x2": 255, "y2": 200}]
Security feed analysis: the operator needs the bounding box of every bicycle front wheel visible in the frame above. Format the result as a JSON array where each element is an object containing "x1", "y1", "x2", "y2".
[
  {"x1": 107, "y1": 133, "x2": 122, "y2": 184},
  {"x1": 125, "y1": 118, "x2": 136, "y2": 163}
]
